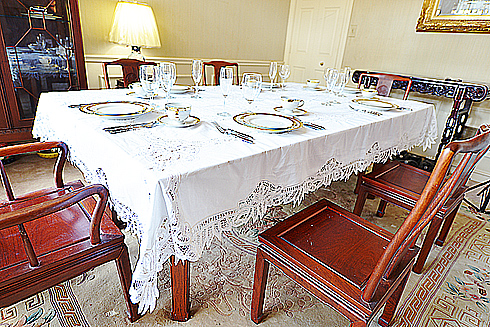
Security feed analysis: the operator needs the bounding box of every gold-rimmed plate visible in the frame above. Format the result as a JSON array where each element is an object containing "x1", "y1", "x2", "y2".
[
  {"x1": 351, "y1": 98, "x2": 399, "y2": 111},
  {"x1": 80, "y1": 101, "x2": 152, "y2": 119},
  {"x1": 233, "y1": 112, "x2": 302, "y2": 133}
]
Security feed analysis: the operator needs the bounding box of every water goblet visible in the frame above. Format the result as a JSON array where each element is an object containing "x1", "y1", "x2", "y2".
[
  {"x1": 159, "y1": 62, "x2": 176, "y2": 99},
  {"x1": 278, "y1": 64, "x2": 290, "y2": 90},
  {"x1": 241, "y1": 73, "x2": 262, "y2": 108},
  {"x1": 192, "y1": 59, "x2": 202, "y2": 98},
  {"x1": 325, "y1": 68, "x2": 339, "y2": 94},
  {"x1": 219, "y1": 67, "x2": 233, "y2": 115},
  {"x1": 269, "y1": 62, "x2": 278, "y2": 90},
  {"x1": 139, "y1": 65, "x2": 159, "y2": 100}
]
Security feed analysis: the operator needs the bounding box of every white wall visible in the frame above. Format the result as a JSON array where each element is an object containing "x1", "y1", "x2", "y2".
[{"x1": 343, "y1": 0, "x2": 490, "y2": 181}]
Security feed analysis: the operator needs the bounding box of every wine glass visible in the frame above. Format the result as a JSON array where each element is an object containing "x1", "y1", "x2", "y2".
[
  {"x1": 159, "y1": 62, "x2": 176, "y2": 99},
  {"x1": 241, "y1": 73, "x2": 262, "y2": 107},
  {"x1": 268, "y1": 62, "x2": 277, "y2": 90},
  {"x1": 278, "y1": 64, "x2": 290, "y2": 90},
  {"x1": 191, "y1": 59, "x2": 202, "y2": 98},
  {"x1": 139, "y1": 65, "x2": 159, "y2": 100},
  {"x1": 220, "y1": 67, "x2": 233, "y2": 113},
  {"x1": 325, "y1": 68, "x2": 339, "y2": 94},
  {"x1": 332, "y1": 72, "x2": 346, "y2": 97}
]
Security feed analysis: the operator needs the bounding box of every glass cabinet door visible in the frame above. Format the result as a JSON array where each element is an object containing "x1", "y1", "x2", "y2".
[{"x1": 0, "y1": 0, "x2": 85, "y2": 121}]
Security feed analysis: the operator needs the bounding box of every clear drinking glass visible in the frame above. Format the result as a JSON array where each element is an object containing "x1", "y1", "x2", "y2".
[
  {"x1": 278, "y1": 64, "x2": 290, "y2": 90},
  {"x1": 191, "y1": 59, "x2": 203, "y2": 98},
  {"x1": 159, "y1": 62, "x2": 176, "y2": 99},
  {"x1": 139, "y1": 65, "x2": 159, "y2": 99},
  {"x1": 269, "y1": 61, "x2": 277, "y2": 90},
  {"x1": 325, "y1": 68, "x2": 339, "y2": 93},
  {"x1": 241, "y1": 73, "x2": 262, "y2": 107},
  {"x1": 220, "y1": 67, "x2": 233, "y2": 113},
  {"x1": 333, "y1": 72, "x2": 346, "y2": 96}
]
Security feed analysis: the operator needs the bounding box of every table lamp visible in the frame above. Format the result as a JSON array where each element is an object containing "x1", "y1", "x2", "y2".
[{"x1": 108, "y1": 1, "x2": 161, "y2": 60}]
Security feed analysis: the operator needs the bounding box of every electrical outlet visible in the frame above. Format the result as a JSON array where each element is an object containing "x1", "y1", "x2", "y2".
[{"x1": 348, "y1": 25, "x2": 357, "y2": 38}]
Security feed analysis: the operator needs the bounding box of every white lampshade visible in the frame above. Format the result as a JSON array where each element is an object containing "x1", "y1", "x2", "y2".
[{"x1": 108, "y1": 1, "x2": 161, "y2": 48}]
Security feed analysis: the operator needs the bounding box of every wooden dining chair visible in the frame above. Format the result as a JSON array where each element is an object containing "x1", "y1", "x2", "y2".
[
  {"x1": 103, "y1": 58, "x2": 157, "y2": 89},
  {"x1": 353, "y1": 125, "x2": 490, "y2": 274},
  {"x1": 0, "y1": 141, "x2": 140, "y2": 322},
  {"x1": 202, "y1": 60, "x2": 239, "y2": 85},
  {"x1": 358, "y1": 73, "x2": 412, "y2": 100},
  {"x1": 251, "y1": 124, "x2": 490, "y2": 327}
]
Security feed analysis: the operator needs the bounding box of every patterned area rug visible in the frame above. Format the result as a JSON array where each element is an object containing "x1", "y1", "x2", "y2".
[{"x1": 1, "y1": 179, "x2": 490, "y2": 327}]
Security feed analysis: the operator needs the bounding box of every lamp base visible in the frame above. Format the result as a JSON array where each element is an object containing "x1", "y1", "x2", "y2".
[{"x1": 128, "y1": 45, "x2": 145, "y2": 61}]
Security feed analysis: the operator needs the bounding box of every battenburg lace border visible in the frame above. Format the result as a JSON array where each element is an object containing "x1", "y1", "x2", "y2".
[{"x1": 130, "y1": 126, "x2": 437, "y2": 313}]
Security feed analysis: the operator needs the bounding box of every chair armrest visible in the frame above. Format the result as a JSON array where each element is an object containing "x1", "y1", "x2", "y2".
[{"x1": 0, "y1": 184, "x2": 109, "y2": 245}]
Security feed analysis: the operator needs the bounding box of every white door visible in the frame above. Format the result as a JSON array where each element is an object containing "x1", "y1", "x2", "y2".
[{"x1": 284, "y1": 0, "x2": 354, "y2": 83}]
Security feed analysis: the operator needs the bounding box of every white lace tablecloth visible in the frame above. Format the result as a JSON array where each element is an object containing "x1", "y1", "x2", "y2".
[{"x1": 32, "y1": 83, "x2": 437, "y2": 313}]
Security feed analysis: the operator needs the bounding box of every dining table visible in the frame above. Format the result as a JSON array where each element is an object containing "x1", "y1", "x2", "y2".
[{"x1": 32, "y1": 82, "x2": 438, "y2": 321}]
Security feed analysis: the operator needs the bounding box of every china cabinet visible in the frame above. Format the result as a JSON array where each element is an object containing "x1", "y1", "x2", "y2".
[{"x1": 0, "y1": 0, "x2": 86, "y2": 143}]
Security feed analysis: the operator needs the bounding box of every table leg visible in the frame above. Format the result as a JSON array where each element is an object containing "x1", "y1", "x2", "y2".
[{"x1": 170, "y1": 255, "x2": 190, "y2": 321}]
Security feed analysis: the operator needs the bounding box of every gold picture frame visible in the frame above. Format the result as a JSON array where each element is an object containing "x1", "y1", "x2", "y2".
[{"x1": 417, "y1": 0, "x2": 490, "y2": 33}]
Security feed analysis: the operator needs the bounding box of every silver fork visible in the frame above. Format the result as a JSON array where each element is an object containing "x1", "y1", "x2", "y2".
[
  {"x1": 211, "y1": 121, "x2": 254, "y2": 144},
  {"x1": 103, "y1": 121, "x2": 158, "y2": 134}
]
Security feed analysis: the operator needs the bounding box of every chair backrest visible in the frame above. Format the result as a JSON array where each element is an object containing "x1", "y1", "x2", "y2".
[
  {"x1": 202, "y1": 60, "x2": 239, "y2": 86},
  {"x1": 362, "y1": 124, "x2": 490, "y2": 302},
  {"x1": 359, "y1": 73, "x2": 412, "y2": 100},
  {"x1": 102, "y1": 59, "x2": 157, "y2": 89}
]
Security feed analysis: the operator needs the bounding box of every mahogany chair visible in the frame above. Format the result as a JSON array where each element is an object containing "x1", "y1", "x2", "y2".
[
  {"x1": 353, "y1": 127, "x2": 490, "y2": 274},
  {"x1": 202, "y1": 60, "x2": 239, "y2": 85},
  {"x1": 358, "y1": 73, "x2": 412, "y2": 100},
  {"x1": 0, "y1": 142, "x2": 140, "y2": 322},
  {"x1": 251, "y1": 124, "x2": 490, "y2": 327},
  {"x1": 103, "y1": 58, "x2": 157, "y2": 89}
]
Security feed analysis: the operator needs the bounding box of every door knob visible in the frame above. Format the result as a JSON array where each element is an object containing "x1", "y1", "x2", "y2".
[{"x1": 319, "y1": 62, "x2": 324, "y2": 67}]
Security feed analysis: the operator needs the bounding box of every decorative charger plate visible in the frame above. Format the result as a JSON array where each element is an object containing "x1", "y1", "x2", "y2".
[
  {"x1": 351, "y1": 98, "x2": 399, "y2": 111},
  {"x1": 80, "y1": 101, "x2": 152, "y2": 119},
  {"x1": 233, "y1": 112, "x2": 302, "y2": 133}
]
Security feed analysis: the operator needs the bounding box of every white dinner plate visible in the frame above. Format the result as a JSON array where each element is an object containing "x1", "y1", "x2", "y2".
[
  {"x1": 351, "y1": 98, "x2": 399, "y2": 111},
  {"x1": 80, "y1": 101, "x2": 152, "y2": 119},
  {"x1": 303, "y1": 85, "x2": 325, "y2": 91},
  {"x1": 233, "y1": 112, "x2": 302, "y2": 133},
  {"x1": 170, "y1": 85, "x2": 192, "y2": 94},
  {"x1": 157, "y1": 115, "x2": 200, "y2": 127},
  {"x1": 273, "y1": 106, "x2": 307, "y2": 116}
]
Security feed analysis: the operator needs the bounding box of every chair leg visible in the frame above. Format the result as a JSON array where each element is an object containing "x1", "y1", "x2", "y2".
[
  {"x1": 413, "y1": 216, "x2": 444, "y2": 274},
  {"x1": 251, "y1": 248, "x2": 270, "y2": 324},
  {"x1": 435, "y1": 203, "x2": 461, "y2": 246},
  {"x1": 378, "y1": 271, "x2": 410, "y2": 327},
  {"x1": 115, "y1": 244, "x2": 141, "y2": 322},
  {"x1": 353, "y1": 186, "x2": 369, "y2": 216},
  {"x1": 376, "y1": 200, "x2": 388, "y2": 217}
]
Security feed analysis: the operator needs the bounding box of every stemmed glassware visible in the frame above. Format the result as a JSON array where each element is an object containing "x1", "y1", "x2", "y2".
[
  {"x1": 191, "y1": 59, "x2": 203, "y2": 98},
  {"x1": 324, "y1": 68, "x2": 339, "y2": 94},
  {"x1": 139, "y1": 65, "x2": 159, "y2": 100},
  {"x1": 219, "y1": 67, "x2": 233, "y2": 114},
  {"x1": 332, "y1": 72, "x2": 347, "y2": 97},
  {"x1": 159, "y1": 62, "x2": 176, "y2": 99},
  {"x1": 241, "y1": 73, "x2": 262, "y2": 108},
  {"x1": 278, "y1": 64, "x2": 290, "y2": 90},
  {"x1": 268, "y1": 62, "x2": 277, "y2": 90}
]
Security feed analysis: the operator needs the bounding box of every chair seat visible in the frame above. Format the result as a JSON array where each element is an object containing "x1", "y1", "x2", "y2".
[
  {"x1": 359, "y1": 161, "x2": 465, "y2": 215},
  {"x1": 259, "y1": 199, "x2": 417, "y2": 319},
  {"x1": 0, "y1": 180, "x2": 123, "y2": 306}
]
